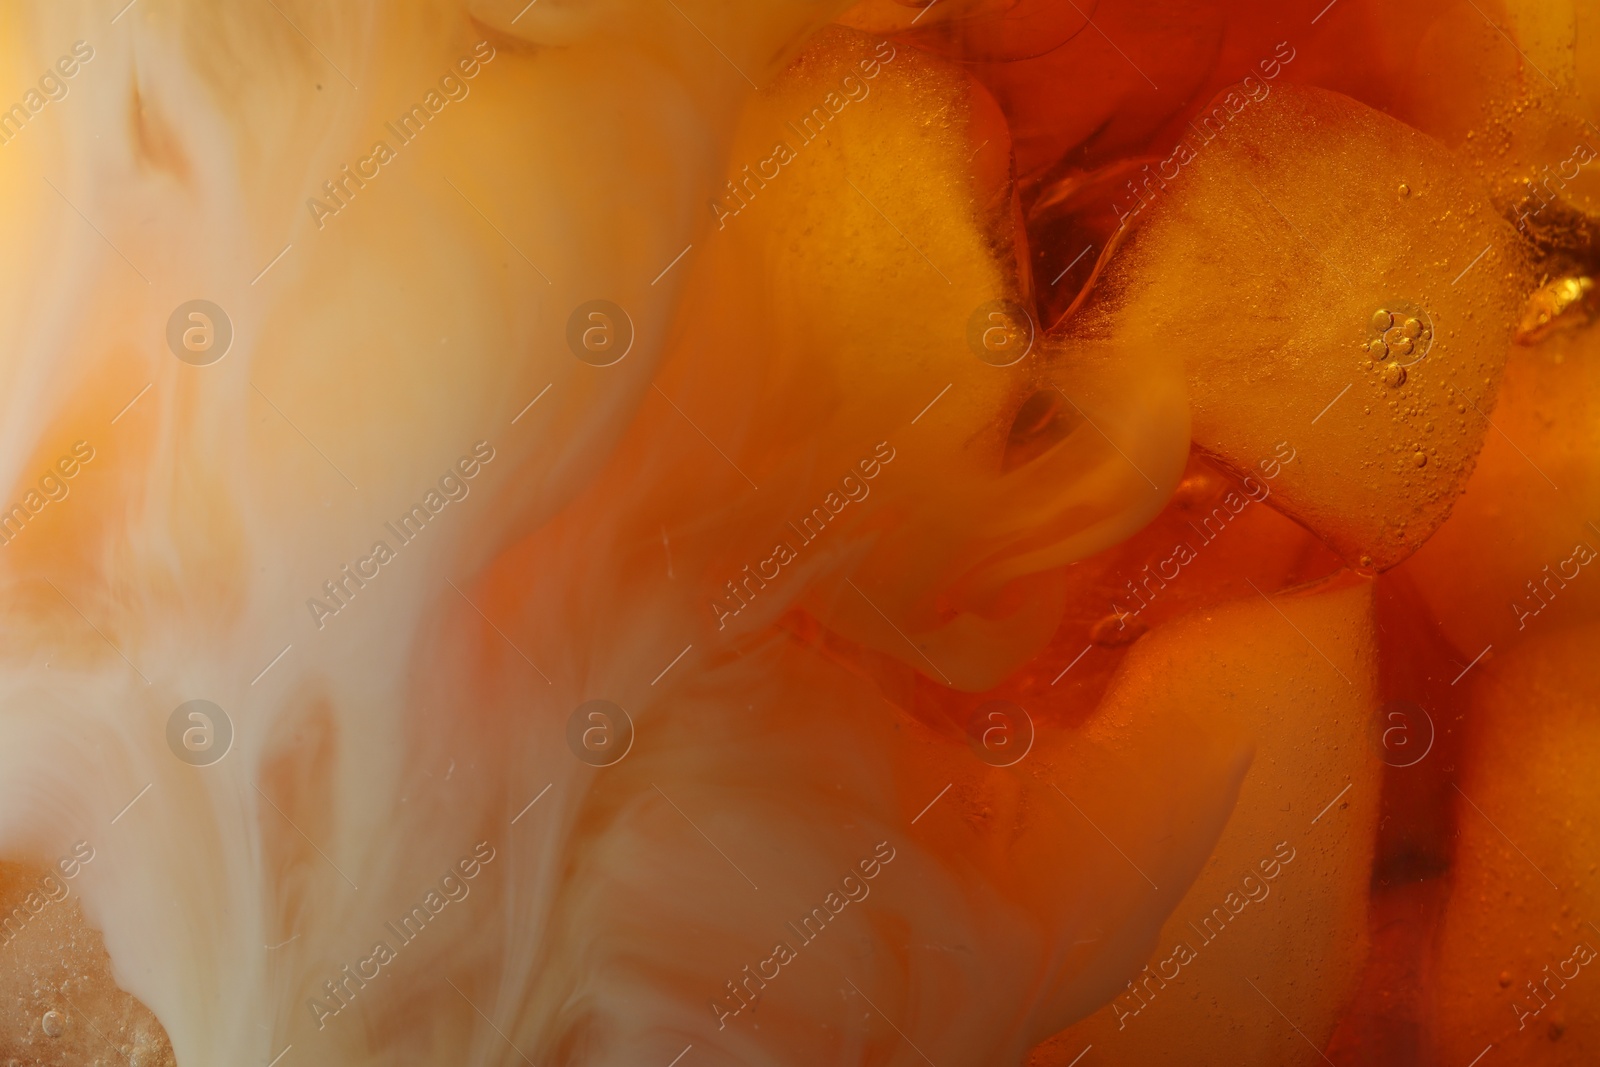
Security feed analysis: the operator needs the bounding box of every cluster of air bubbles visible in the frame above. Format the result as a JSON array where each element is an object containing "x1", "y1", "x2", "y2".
[{"x1": 1365, "y1": 302, "x2": 1434, "y2": 388}]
